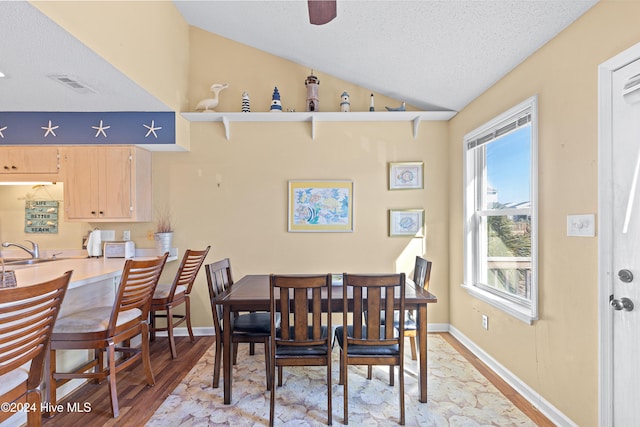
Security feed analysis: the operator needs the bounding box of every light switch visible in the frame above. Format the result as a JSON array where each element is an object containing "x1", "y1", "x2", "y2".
[{"x1": 567, "y1": 214, "x2": 595, "y2": 237}]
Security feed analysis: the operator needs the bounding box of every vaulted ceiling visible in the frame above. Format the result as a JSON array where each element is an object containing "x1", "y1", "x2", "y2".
[{"x1": 0, "y1": 1, "x2": 599, "y2": 113}]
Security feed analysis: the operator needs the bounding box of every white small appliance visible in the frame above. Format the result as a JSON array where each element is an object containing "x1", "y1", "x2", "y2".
[{"x1": 103, "y1": 241, "x2": 136, "y2": 259}]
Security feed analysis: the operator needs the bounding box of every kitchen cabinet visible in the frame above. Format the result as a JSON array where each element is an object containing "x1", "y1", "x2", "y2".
[
  {"x1": 0, "y1": 146, "x2": 59, "y2": 180},
  {"x1": 61, "y1": 146, "x2": 152, "y2": 222}
]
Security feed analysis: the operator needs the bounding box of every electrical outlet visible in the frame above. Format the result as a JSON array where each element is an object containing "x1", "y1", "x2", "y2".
[
  {"x1": 482, "y1": 314, "x2": 489, "y2": 330},
  {"x1": 123, "y1": 230, "x2": 131, "y2": 241},
  {"x1": 147, "y1": 230, "x2": 154, "y2": 241}
]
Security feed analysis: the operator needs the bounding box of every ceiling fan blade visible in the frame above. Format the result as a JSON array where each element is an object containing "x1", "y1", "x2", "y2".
[{"x1": 308, "y1": 0, "x2": 337, "y2": 25}]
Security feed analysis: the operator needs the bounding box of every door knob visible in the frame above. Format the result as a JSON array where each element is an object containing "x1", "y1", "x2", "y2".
[
  {"x1": 611, "y1": 297, "x2": 634, "y2": 311},
  {"x1": 618, "y1": 269, "x2": 634, "y2": 283}
]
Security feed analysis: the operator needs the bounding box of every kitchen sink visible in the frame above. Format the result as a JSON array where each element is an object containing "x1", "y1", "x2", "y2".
[{"x1": 1, "y1": 257, "x2": 75, "y2": 266}]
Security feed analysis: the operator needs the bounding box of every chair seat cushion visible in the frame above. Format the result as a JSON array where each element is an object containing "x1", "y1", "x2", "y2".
[
  {"x1": 53, "y1": 307, "x2": 143, "y2": 334},
  {"x1": 231, "y1": 312, "x2": 279, "y2": 334},
  {"x1": 153, "y1": 283, "x2": 187, "y2": 299},
  {"x1": 276, "y1": 326, "x2": 330, "y2": 356},
  {"x1": 334, "y1": 325, "x2": 399, "y2": 355},
  {"x1": 0, "y1": 363, "x2": 29, "y2": 396}
]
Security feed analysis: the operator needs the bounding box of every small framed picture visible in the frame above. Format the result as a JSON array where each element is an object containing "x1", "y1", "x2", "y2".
[
  {"x1": 389, "y1": 209, "x2": 424, "y2": 237},
  {"x1": 389, "y1": 162, "x2": 424, "y2": 190}
]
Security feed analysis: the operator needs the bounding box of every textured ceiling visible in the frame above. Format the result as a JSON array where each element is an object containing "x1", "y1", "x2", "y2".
[
  {"x1": 0, "y1": 2, "x2": 168, "y2": 112},
  {"x1": 0, "y1": 1, "x2": 599, "y2": 113}
]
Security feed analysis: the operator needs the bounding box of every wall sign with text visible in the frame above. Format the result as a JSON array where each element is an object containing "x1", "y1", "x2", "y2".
[{"x1": 25, "y1": 200, "x2": 59, "y2": 234}]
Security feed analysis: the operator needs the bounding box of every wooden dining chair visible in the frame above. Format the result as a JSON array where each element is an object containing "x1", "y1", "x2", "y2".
[
  {"x1": 366, "y1": 256, "x2": 431, "y2": 381},
  {"x1": 403, "y1": 256, "x2": 431, "y2": 360},
  {"x1": 335, "y1": 273, "x2": 406, "y2": 425},
  {"x1": 49, "y1": 254, "x2": 168, "y2": 418},
  {"x1": 150, "y1": 246, "x2": 211, "y2": 359},
  {"x1": 0, "y1": 271, "x2": 71, "y2": 427},
  {"x1": 269, "y1": 274, "x2": 333, "y2": 426},
  {"x1": 205, "y1": 258, "x2": 275, "y2": 390}
]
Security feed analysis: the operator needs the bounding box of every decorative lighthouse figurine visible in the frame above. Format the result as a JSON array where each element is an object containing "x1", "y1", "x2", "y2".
[
  {"x1": 270, "y1": 87, "x2": 282, "y2": 112},
  {"x1": 241, "y1": 91, "x2": 251, "y2": 112},
  {"x1": 305, "y1": 70, "x2": 320, "y2": 112},
  {"x1": 340, "y1": 91, "x2": 351, "y2": 112},
  {"x1": 369, "y1": 93, "x2": 375, "y2": 111}
]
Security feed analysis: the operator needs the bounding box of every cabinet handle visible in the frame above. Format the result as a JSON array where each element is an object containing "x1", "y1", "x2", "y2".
[
  {"x1": 11, "y1": 165, "x2": 17, "y2": 170},
  {"x1": 3, "y1": 166, "x2": 9, "y2": 170}
]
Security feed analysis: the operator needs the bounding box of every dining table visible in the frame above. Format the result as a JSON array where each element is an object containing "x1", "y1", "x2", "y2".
[{"x1": 214, "y1": 274, "x2": 438, "y2": 405}]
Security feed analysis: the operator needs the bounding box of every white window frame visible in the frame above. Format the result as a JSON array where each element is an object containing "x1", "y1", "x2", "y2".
[{"x1": 462, "y1": 95, "x2": 539, "y2": 324}]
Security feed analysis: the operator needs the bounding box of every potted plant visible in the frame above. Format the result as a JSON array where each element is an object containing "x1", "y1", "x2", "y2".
[{"x1": 154, "y1": 206, "x2": 173, "y2": 256}]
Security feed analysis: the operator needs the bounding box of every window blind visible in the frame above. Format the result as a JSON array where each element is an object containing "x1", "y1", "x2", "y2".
[{"x1": 467, "y1": 110, "x2": 531, "y2": 150}]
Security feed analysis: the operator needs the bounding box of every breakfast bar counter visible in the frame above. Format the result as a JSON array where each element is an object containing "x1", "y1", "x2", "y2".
[{"x1": 2, "y1": 252, "x2": 177, "y2": 410}]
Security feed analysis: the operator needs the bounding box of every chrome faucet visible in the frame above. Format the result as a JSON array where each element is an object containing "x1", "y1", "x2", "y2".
[{"x1": 1, "y1": 240, "x2": 40, "y2": 259}]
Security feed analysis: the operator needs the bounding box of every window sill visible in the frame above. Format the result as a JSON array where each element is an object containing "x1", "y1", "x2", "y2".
[{"x1": 461, "y1": 284, "x2": 537, "y2": 324}]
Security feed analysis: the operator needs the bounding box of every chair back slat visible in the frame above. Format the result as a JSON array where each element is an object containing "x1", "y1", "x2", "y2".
[
  {"x1": 0, "y1": 270, "x2": 71, "y2": 383},
  {"x1": 110, "y1": 255, "x2": 167, "y2": 331},
  {"x1": 279, "y1": 287, "x2": 291, "y2": 339},
  {"x1": 168, "y1": 246, "x2": 211, "y2": 298}
]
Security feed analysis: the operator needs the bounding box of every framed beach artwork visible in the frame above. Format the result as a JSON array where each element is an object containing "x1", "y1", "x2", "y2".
[
  {"x1": 389, "y1": 209, "x2": 424, "y2": 237},
  {"x1": 389, "y1": 162, "x2": 424, "y2": 190},
  {"x1": 288, "y1": 180, "x2": 354, "y2": 232}
]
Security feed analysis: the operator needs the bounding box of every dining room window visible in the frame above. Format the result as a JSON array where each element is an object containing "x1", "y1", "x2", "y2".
[{"x1": 462, "y1": 95, "x2": 538, "y2": 324}]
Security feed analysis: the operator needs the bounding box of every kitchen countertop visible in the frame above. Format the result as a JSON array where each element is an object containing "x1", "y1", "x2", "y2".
[{"x1": 7, "y1": 253, "x2": 177, "y2": 290}]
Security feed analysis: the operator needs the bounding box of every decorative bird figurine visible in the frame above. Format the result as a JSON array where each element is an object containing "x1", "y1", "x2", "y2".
[
  {"x1": 196, "y1": 83, "x2": 229, "y2": 112},
  {"x1": 385, "y1": 101, "x2": 406, "y2": 112}
]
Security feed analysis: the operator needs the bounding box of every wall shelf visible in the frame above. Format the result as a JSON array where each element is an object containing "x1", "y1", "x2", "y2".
[{"x1": 181, "y1": 111, "x2": 457, "y2": 140}]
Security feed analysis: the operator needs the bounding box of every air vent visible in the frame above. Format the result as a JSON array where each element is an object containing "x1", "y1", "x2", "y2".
[{"x1": 48, "y1": 74, "x2": 96, "y2": 94}]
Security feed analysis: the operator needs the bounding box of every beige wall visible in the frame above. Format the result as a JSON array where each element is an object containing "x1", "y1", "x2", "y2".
[
  {"x1": 152, "y1": 27, "x2": 451, "y2": 330},
  {"x1": 448, "y1": 1, "x2": 640, "y2": 425},
  {"x1": 18, "y1": 1, "x2": 640, "y2": 425}
]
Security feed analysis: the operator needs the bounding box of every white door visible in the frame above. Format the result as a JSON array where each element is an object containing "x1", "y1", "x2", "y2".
[{"x1": 600, "y1": 47, "x2": 640, "y2": 426}]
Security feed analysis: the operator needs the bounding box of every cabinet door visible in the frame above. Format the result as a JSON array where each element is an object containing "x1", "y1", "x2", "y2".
[
  {"x1": 63, "y1": 147, "x2": 100, "y2": 219},
  {"x1": 63, "y1": 146, "x2": 150, "y2": 222},
  {"x1": 0, "y1": 147, "x2": 59, "y2": 174},
  {"x1": 98, "y1": 147, "x2": 133, "y2": 220}
]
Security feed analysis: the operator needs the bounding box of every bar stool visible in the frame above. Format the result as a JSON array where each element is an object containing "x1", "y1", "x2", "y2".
[
  {"x1": 0, "y1": 271, "x2": 72, "y2": 427},
  {"x1": 150, "y1": 246, "x2": 211, "y2": 358},
  {"x1": 49, "y1": 255, "x2": 167, "y2": 418}
]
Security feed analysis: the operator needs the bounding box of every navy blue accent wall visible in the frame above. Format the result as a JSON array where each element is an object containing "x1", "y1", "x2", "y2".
[{"x1": 0, "y1": 112, "x2": 175, "y2": 145}]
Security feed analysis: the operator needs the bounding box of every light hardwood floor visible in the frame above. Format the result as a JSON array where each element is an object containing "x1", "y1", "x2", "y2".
[{"x1": 40, "y1": 333, "x2": 553, "y2": 426}]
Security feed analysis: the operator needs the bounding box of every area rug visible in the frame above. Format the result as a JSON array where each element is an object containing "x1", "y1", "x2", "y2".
[{"x1": 147, "y1": 334, "x2": 536, "y2": 426}]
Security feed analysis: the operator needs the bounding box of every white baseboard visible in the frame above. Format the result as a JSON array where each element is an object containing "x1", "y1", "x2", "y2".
[
  {"x1": 448, "y1": 325, "x2": 577, "y2": 427},
  {"x1": 153, "y1": 326, "x2": 215, "y2": 337}
]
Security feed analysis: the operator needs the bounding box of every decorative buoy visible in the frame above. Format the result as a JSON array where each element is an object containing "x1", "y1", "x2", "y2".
[
  {"x1": 270, "y1": 87, "x2": 282, "y2": 112},
  {"x1": 241, "y1": 91, "x2": 250, "y2": 112},
  {"x1": 340, "y1": 91, "x2": 351, "y2": 112},
  {"x1": 305, "y1": 70, "x2": 320, "y2": 112}
]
